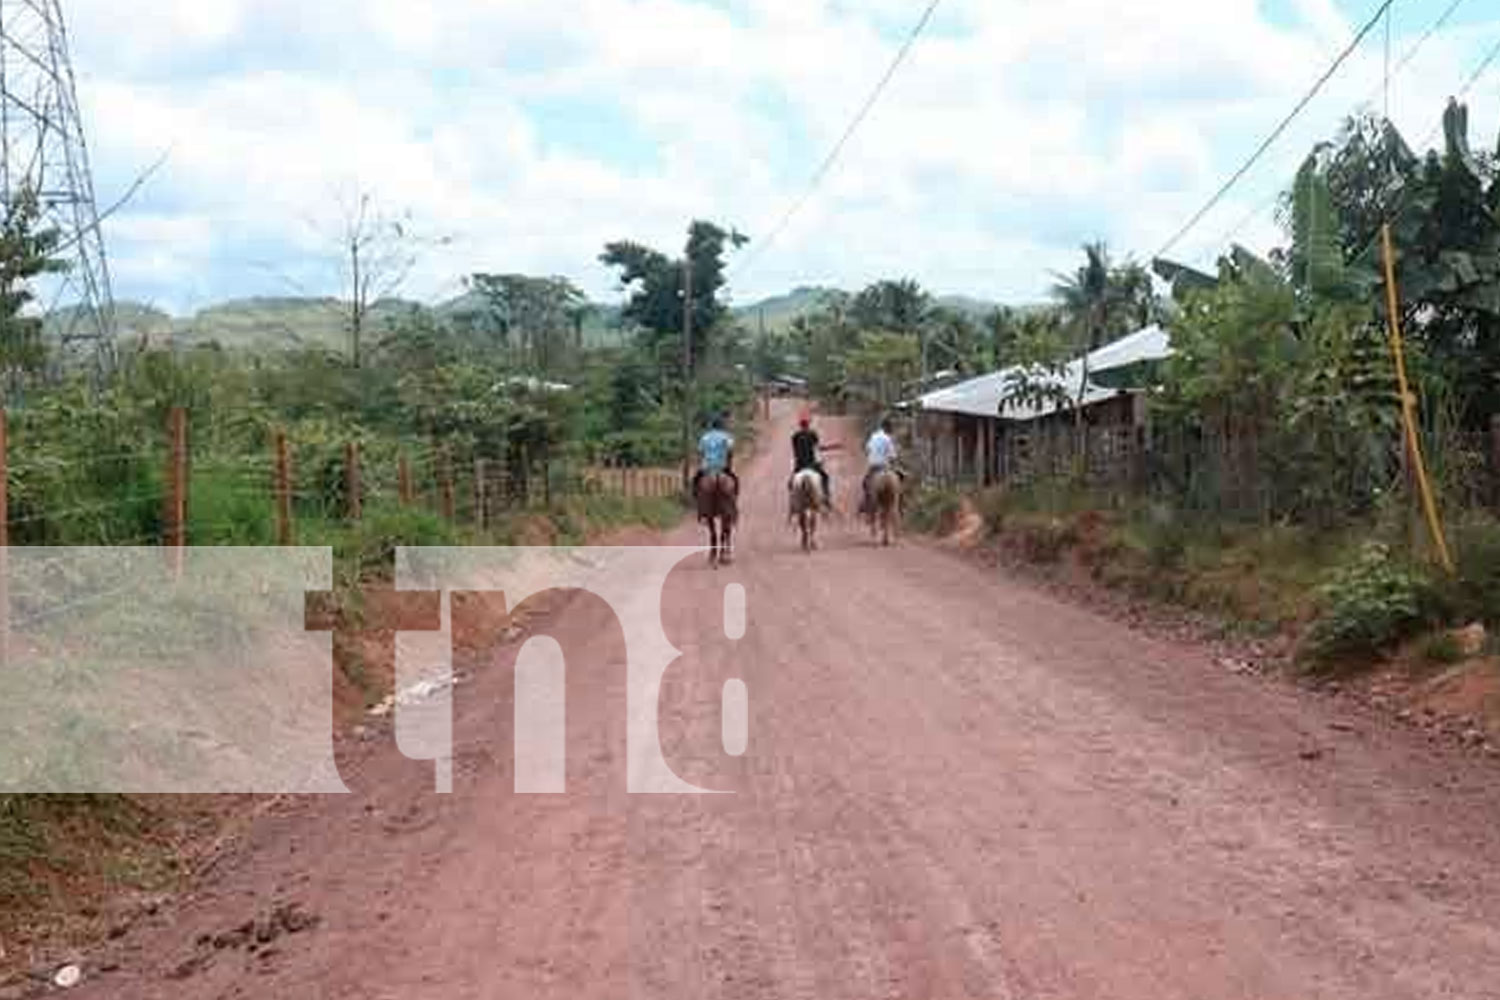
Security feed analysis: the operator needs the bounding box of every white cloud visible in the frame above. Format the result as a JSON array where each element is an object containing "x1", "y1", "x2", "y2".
[{"x1": 51, "y1": 0, "x2": 1500, "y2": 311}]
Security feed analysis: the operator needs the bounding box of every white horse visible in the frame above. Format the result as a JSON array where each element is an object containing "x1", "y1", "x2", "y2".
[{"x1": 789, "y1": 468, "x2": 825, "y2": 553}]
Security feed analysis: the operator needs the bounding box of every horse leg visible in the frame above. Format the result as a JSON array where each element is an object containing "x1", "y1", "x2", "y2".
[
  {"x1": 721, "y1": 519, "x2": 734, "y2": 565},
  {"x1": 708, "y1": 517, "x2": 719, "y2": 568}
]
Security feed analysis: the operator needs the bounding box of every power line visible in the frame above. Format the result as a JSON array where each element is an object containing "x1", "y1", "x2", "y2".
[
  {"x1": 1190, "y1": 0, "x2": 1469, "y2": 268},
  {"x1": 733, "y1": 0, "x2": 943, "y2": 280},
  {"x1": 1154, "y1": 0, "x2": 1397, "y2": 263},
  {"x1": 1346, "y1": 28, "x2": 1500, "y2": 266}
]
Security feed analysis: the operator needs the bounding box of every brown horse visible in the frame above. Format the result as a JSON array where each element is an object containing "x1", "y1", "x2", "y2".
[
  {"x1": 697, "y1": 472, "x2": 739, "y2": 568},
  {"x1": 789, "y1": 468, "x2": 823, "y2": 553},
  {"x1": 866, "y1": 469, "x2": 901, "y2": 547}
]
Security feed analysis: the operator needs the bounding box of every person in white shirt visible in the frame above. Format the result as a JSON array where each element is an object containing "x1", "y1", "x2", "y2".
[{"x1": 860, "y1": 418, "x2": 901, "y2": 514}]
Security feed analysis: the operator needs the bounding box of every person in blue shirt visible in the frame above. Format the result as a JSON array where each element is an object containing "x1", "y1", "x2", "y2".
[{"x1": 693, "y1": 415, "x2": 739, "y2": 499}]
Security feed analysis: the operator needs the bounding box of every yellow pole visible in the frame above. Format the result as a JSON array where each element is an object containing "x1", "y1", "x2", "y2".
[{"x1": 1379, "y1": 222, "x2": 1454, "y2": 574}]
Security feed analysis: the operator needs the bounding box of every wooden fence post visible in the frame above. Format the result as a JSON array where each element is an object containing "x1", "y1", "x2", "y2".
[
  {"x1": 165, "y1": 406, "x2": 187, "y2": 576},
  {"x1": 438, "y1": 445, "x2": 455, "y2": 522},
  {"x1": 274, "y1": 429, "x2": 293, "y2": 546},
  {"x1": 474, "y1": 458, "x2": 489, "y2": 530},
  {"x1": 398, "y1": 453, "x2": 414, "y2": 507},
  {"x1": 345, "y1": 441, "x2": 362, "y2": 521}
]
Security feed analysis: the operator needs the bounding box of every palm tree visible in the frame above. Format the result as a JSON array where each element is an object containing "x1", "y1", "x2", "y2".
[
  {"x1": 1049, "y1": 242, "x2": 1160, "y2": 468},
  {"x1": 1050, "y1": 242, "x2": 1116, "y2": 450}
]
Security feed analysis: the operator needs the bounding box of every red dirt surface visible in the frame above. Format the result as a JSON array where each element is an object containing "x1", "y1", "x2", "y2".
[{"x1": 54, "y1": 401, "x2": 1500, "y2": 999}]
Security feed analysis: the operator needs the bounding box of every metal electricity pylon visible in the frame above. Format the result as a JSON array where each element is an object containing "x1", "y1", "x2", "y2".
[{"x1": 0, "y1": 0, "x2": 115, "y2": 367}]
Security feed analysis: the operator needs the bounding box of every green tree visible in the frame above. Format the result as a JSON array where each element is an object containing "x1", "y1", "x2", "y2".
[
  {"x1": 1000, "y1": 313, "x2": 1073, "y2": 417},
  {"x1": 466, "y1": 274, "x2": 589, "y2": 375},
  {"x1": 1373, "y1": 100, "x2": 1500, "y2": 426},
  {"x1": 851, "y1": 278, "x2": 931, "y2": 333},
  {"x1": 921, "y1": 306, "x2": 989, "y2": 377},
  {"x1": 844, "y1": 331, "x2": 920, "y2": 409},
  {"x1": 787, "y1": 291, "x2": 859, "y2": 406},
  {"x1": 1051, "y1": 242, "x2": 1157, "y2": 440},
  {"x1": 0, "y1": 186, "x2": 67, "y2": 379},
  {"x1": 599, "y1": 220, "x2": 748, "y2": 375}
]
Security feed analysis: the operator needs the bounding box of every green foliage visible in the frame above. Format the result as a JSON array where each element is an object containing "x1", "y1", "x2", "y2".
[
  {"x1": 1157, "y1": 266, "x2": 1395, "y2": 521},
  {"x1": 1000, "y1": 312, "x2": 1073, "y2": 415},
  {"x1": 923, "y1": 306, "x2": 992, "y2": 377},
  {"x1": 905, "y1": 486, "x2": 964, "y2": 534},
  {"x1": 599, "y1": 220, "x2": 748, "y2": 372},
  {"x1": 0, "y1": 186, "x2": 67, "y2": 377},
  {"x1": 771, "y1": 277, "x2": 998, "y2": 409},
  {"x1": 0, "y1": 795, "x2": 166, "y2": 912},
  {"x1": 1418, "y1": 630, "x2": 1465, "y2": 666},
  {"x1": 748, "y1": 329, "x2": 791, "y2": 381},
  {"x1": 1051, "y1": 242, "x2": 1157, "y2": 353},
  {"x1": 7, "y1": 380, "x2": 168, "y2": 544},
  {"x1": 1288, "y1": 150, "x2": 1350, "y2": 298},
  {"x1": 1328, "y1": 102, "x2": 1500, "y2": 429},
  {"x1": 1011, "y1": 514, "x2": 1076, "y2": 564},
  {"x1": 852, "y1": 279, "x2": 931, "y2": 333},
  {"x1": 463, "y1": 273, "x2": 588, "y2": 374},
  {"x1": 843, "y1": 331, "x2": 919, "y2": 408},
  {"x1": 1444, "y1": 517, "x2": 1500, "y2": 626},
  {"x1": 330, "y1": 504, "x2": 461, "y2": 585},
  {"x1": 1304, "y1": 543, "x2": 1434, "y2": 664},
  {"x1": 786, "y1": 292, "x2": 860, "y2": 406}
]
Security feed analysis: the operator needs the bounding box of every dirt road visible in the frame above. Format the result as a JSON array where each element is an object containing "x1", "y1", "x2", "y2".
[{"x1": 75, "y1": 402, "x2": 1500, "y2": 999}]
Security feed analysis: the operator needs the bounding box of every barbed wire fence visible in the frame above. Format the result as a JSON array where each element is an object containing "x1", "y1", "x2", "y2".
[{"x1": 0, "y1": 407, "x2": 690, "y2": 558}]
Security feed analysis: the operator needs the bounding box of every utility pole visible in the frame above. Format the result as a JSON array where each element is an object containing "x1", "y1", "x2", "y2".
[
  {"x1": 920, "y1": 326, "x2": 929, "y2": 392},
  {"x1": 681, "y1": 255, "x2": 694, "y2": 492}
]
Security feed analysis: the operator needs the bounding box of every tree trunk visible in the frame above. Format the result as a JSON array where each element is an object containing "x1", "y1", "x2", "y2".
[{"x1": 349, "y1": 239, "x2": 363, "y2": 368}]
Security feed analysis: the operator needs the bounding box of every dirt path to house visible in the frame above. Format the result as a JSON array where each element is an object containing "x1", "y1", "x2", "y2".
[{"x1": 63, "y1": 400, "x2": 1500, "y2": 999}]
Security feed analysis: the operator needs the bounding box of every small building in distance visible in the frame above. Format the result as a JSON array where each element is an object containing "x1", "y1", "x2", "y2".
[{"x1": 910, "y1": 325, "x2": 1172, "y2": 488}]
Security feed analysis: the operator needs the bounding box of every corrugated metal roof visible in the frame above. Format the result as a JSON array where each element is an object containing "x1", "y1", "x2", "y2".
[{"x1": 915, "y1": 325, "x2": 1172, "y2": 421}]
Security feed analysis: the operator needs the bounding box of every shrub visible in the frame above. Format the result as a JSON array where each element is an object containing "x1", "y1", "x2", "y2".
[
  {"x1": 1012, "y1": 515, "x2": 1076, "y2": 564},
  {"x1": 1303, "y1": 542, "x2": 1434, "y2": 665},
  {"x1": 1417, "y1": 630, "x2": 1465, "y2": 666},
  {"x1": 331, "y1": 505, "x2": 461, "y2": 585},
  {"x1": 905, "y1": 486, "x2": 964, "y2": 535},
  {"x1": 1447, "y1": 517, "x2": 1500, "y2": 626},
  {"x1": 1139, "y1": 504, "x2": 1190, "y2": 571},
  {"x1": 972, "y1": 488, "x2": 1010, "y2": 535}
]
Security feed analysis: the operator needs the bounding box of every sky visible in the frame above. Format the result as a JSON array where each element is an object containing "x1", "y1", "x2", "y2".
[{"x1": 52, "y1": 0, "x2": 1500, "y2": 314}]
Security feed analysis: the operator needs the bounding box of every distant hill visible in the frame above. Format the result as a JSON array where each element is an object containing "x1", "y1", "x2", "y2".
[
  {"x1": 733, "y1": 286, "x2": 845, "y2": 334},
  {"x1": 48, "y1": 286, "x2": 1034, "y2": 355},
  {"x1": 935, "y1": 294, "x2": 1007, "y2": 322},
  {"x1": 68, "y1": 294, "x2": 629, "y2": 354},
  {"x1": 731, "y1": 288, "x2": 1023, "y2": 334}
]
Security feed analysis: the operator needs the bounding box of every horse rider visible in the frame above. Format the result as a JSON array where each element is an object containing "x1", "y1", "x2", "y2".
[
  {"x1": 693, "y1": 414, "x2": 738, "y2": 500},
  {"x1": 788, "y1": 411, "x2": 835, "y2": 511},
  {"x1": 860, "y1": 417, "x2": 902, "y2": 514}
]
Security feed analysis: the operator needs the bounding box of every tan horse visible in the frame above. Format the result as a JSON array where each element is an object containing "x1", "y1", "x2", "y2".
[
  {"x1": 697, "y1": 472, "x2": 739, "y2": 568},
  {"x1": 866, "y1": 469, "x2": 901, "y2": 547},
  {"x1": 789, "y1": 468, "x2": 823, "y2": 553}
]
